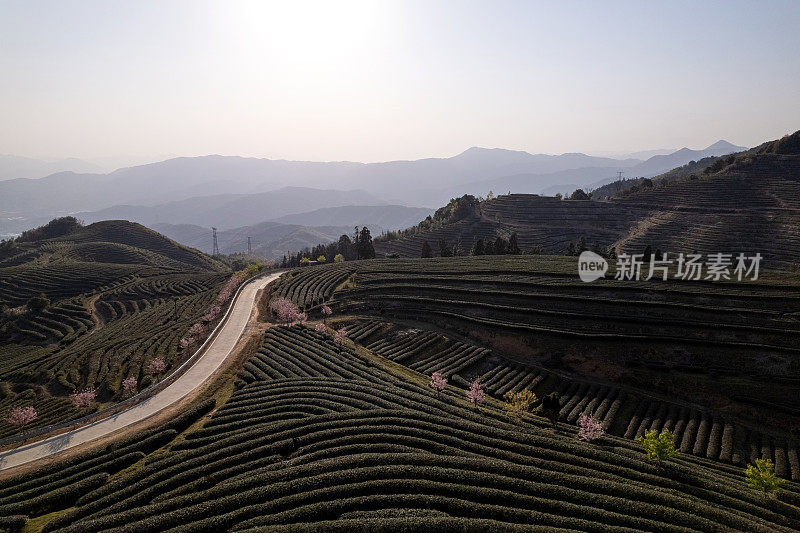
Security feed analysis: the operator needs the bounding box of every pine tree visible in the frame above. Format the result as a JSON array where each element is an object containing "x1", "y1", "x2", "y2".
[
  {"x1": 439, "y1": 238, "x2": 452, "y2": 257},
  {"x1": 472, "y1": 238, "x2": 485, "y2": 256},
  {"x1": 508, "y1": 233, "x2": 520, "y2": 254},
  {"x1": 494, "y1": 236, "x2": 507, "y2": 255},
  {"x1": 357, "y1": 227, "x2": 375, "y2": 259},
  {"x1": 421, "y1": 240, "x2": 432, "y2": 258}
]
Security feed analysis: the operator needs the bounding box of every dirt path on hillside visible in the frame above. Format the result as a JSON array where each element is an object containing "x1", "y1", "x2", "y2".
[{"x1": 85, "y1": 294, "x2": 104, "y2": 333}]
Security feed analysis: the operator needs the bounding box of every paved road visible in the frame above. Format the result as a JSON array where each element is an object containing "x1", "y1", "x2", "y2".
[{"x1": 0, "y1": 273, "x2": 279, "y2": 471}]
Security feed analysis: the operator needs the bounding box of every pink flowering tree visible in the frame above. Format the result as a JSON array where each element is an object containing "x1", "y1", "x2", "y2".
[
  {"x1": 429, "y1": 372, "x2": 447, "y2": 396},
  {"x1": 466, "y1": 379, "x2": 485, "y2": 408},
  {"x1": 72, "y1": 388, "x2": 96, "y2": 408},
  {"x1": 314, "y1": 322, "x2": 326, "y2": 333},
  {"x1": 217, "y1": 274, "x2": 244, "y2": 304},
  {"x1": 188, "y1": 322, "x2": 204, "y2": 337},
  {"x1": 7, "y1": 406, "x2": 37, "y2": 427},
  {"x1": 270, "y1": 297, "x2": 302, "y2": 324},
  {"x1": 577, "y1": 413, "x2": 605, "y2": 442},
  {"x1": 203, "y1": 305, "x2": 222, "y2": 323},
  {"x1": 121, "y1": 376, "x2": 137, "y2": 396},
  {"x1": 148, "y1": 358, "x2": 167, "y2": 377},
  {"x1": 296, "y1": 312, "x2": 308, "y2": 325},
  {"x1": 179, "y1": 337, "x2": 195, "y2": 351},
  {"x1": 321, "y1": 304, "x2": 333, "y2": 324},
  {"x1": 333, "y1": 327, "x2": 348, "y2": 346}
]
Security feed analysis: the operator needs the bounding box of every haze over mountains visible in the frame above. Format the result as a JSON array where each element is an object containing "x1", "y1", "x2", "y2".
[
  {"x1": 152, "y1": 204, "x2": 435, "y2": 258},
  {"x1": 0, "y1": 154, "x2": 170, "y2": 181},
  {"x1": 376, "y1": 131, "x2": 800, "y2": 269},
  {"x1": 0, "y1": 140, "x2": 745, "y2": 241}
]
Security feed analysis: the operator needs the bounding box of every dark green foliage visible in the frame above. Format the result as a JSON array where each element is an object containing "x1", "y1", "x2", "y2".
[
  {"x1": 420, "y1": 241, "x2": 431, "y2": 258},
  {"x1": 0, "y1": 515, "x2": 27, "y2": 532},
  {"x1": 432, "y1": 195, "x2": 480, "y2": 224},
  {"x1": 471, "y1": 239, "x2": 485, "y2": 256},
  {"x1": 0, "y1": 472, "x2": 109, "y2": 516},
  {"x1": 507, "y1": 233, "x2": 520, "y2": 255},
  {"x1": 15, "y1": 217, "x2": 83, "y2": 244},
  {"x1": 493, "y1": 236, "x2": 507, "y2": 255},
  {"x1": 540, "y1": 392, "x2": 560, "y2": 427},
  {"x1": 438, "y1": 239, "x2": 452, "y2": 258},
  {"x1": 25, "y1": 293, "x2": 50, "y2": 312},
  {"x1": 568, "y1": 189, "x2": 590, "y2": 201},
  {"x1": 356, "y1": 227, "x2": 375, "y2": 260}
]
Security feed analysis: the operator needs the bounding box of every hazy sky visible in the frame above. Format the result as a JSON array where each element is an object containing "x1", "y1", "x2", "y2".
[{"x1": 1, "y1": 0, "x2": 799, "y2": 162}]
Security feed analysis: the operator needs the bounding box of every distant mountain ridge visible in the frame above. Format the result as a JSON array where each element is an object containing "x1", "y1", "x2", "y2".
[
  {"x1": 0, "y1": 140, "x2": 746, "y2": 236},
  {"x1": 0, "y1": 154, "x2": 103, "y2": 181},
  {"x1": 151, "y1": 204, "x2": 433, "y2": 259},
  {"x1": 153, "y1": 221, "x2": 353, "y2": 259},
  {"x1": 374, "y1": 131, "x2": 799, "y2": 269}
]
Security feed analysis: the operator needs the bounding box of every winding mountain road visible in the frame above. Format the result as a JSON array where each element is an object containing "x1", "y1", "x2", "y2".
[{"x1": 0, "y1": 272, "x2": 279, "y2": 472}]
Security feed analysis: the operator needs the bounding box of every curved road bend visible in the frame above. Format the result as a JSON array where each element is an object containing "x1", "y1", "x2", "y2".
[{"x1": 0, "y1": 273, "x2": 280, "y2": 472}]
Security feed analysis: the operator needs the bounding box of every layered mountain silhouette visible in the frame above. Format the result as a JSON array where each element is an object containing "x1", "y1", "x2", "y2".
[
  {"x1": 375, "y1": 131, "x2": 799, "y2": 269},
  {"x1": 151, "y1": 204, "x2": 434, "y2": 258},
  {"x1": 0, "y1": 141, "x2": 745, "y2": 237},
  {"x1": 0, "y1": 154, "x2": 102, "y2": 181}
]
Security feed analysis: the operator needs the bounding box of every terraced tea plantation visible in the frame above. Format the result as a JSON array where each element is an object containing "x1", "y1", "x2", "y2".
[
  {"x1": 345, "y1": 319, "x2": 800, "y2": 480},
  {"x1": 0, "y1": 220, "x2": 230, "y2": 438},
  {"x1": 10, "y1": 325, "x2": 797, "y2": 532},
  {"x1": 273, "y1": 257, "x2": 800, "y2": 478},
  {"x1": 274, "y1": 256, "x2": 800, "y2": 376}
]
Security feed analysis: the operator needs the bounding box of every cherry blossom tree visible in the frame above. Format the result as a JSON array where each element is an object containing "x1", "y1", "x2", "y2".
[
  {"x1": 577, "y1": 413, "x2": 605, "y2": 442},
  {"x1": 122, "y1": 376, "x2": 137, "y2": 392},
  {"x1": 72, "y1": 388, "x2": 96, "y2": 408},
  {"x1": 121, "y1": 376, "x2": 138, "y2": 398},
  {"x1": 321, "y1": 305, "x2": 333, "y2": 324},
  {"x1": 314, "y1": 322, "x2": 326, "y2": 333},
  {"x1": 179, "y1": 337, "x2": 195, "y2": 350},
  {"x1": 203, "y1": 305, "x2": 222, "y2": 323},
  {"x1": 188, "y1": 323, "x2": 204, "y2": 337},
  {"x1": 270, "y1": 297, "x2": 302, "y2": 324},
  {"x1": 466, "y1": 379, "x2": 485, "y2": 408},
  {"x1": 333, "y1": 327, "x2": 348, "y2": 346},
  {"x1": 148, "y1": 358, "x2": 167, "y2": 376},
  {"x1": 296, "y1": 312, "x2": 308, "y2": 325},
  {"x1": 429, "y1": 372, "x2": 447, "y2": 396},
  {"x1": 6, "y1": 406, "x2": 37, "y2": 427},
  {"x1": 217, "y1": 274, "x2": 244, "y2": 304}
]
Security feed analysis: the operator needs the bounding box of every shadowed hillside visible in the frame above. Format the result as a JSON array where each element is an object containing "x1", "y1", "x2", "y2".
[
  {"x1": 0, "y1": 219, "x2": 233, "y2": 438},
  {"x1": 375, "y1": 131, "x2": 800, "y2": 269}
]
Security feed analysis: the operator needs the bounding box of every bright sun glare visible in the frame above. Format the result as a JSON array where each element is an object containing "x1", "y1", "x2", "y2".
[{"x1": 227, "y1": 0, "x2": 384, "y2": 71}]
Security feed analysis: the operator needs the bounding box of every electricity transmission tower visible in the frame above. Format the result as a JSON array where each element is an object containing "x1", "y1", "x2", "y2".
[
  {"x1": 247, "y1": 236, "x2": 252, "y2": 254},
  {"x1": 616, "y1": 171, "x2": 624, "y2": 180},
  {"x1": 212, "y1": 227, "x2": 219, "y2": 256}
]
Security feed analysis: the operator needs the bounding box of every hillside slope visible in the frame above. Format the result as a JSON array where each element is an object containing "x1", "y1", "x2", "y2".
[
  {"x1": 376, "y1": 131, "x2": 800, "y2": 269},
  {"x1": 9, "y1": 325, "x2": 798, "y2": 532},
  {"x1": 0, "y1": 219, "x2": 231, "y2": 439}
]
